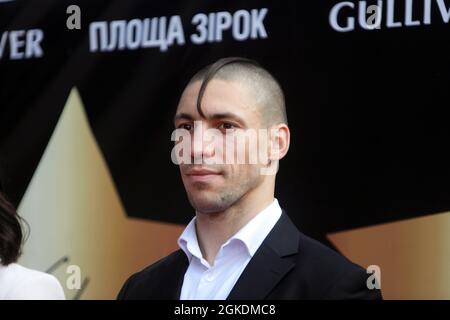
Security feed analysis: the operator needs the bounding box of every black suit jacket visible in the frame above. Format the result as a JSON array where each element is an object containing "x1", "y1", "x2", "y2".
[{"x1": 117, "y1": 211, "x2": 382, "y2": 300}]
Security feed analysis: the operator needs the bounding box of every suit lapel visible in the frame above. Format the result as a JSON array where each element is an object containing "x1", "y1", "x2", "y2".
[
  {"x1": 158, "y1": 250, "x2": 188, "y2": 299},
  {"x1": 227, "y1": 211, "x2": 300, "y2": 300}
]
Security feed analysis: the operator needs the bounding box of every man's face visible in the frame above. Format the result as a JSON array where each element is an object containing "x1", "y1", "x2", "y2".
[{"x1": 174, "y1": 79, "x2": 268, "y2": 214}]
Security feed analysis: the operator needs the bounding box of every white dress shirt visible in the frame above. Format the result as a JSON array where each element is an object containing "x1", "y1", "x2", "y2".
[
  {"x1": 0, "y1": 263, "x2": 65, "y2": 300},
  {"x1": 178, "y1": 198, "x2": 282, "y2": 300}
]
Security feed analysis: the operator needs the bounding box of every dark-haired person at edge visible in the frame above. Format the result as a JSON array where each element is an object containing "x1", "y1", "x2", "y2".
[
  {"x1": 0, "y1": 181, "x2": 65, "y2": 299},
  {"x1": 118, "y1": 58, "x2": 382, "y2": 300}
]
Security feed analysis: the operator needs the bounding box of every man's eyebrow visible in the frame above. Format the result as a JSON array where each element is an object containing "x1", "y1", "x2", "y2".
[
  {"x1": 173, "y1": 111, "x2": 247, "y2": 125},
  {"x1": 209, "y1": 112, "x2": 246, "y2": 125},
  {"x1": 173, "y1": 112, "x2": 194, "y2": 124}
]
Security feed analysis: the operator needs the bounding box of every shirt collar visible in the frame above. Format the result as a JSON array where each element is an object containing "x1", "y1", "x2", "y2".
[
  {"x1": 177, "y1": 217, "x2": 202, "y2": 262},
  {"x1": 177, "y1": 198, "x2": 282, "y2": 261}
]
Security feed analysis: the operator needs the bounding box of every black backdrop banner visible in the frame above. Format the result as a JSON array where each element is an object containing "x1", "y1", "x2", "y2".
[{"x1": 0, "y1": 0, "x2": 449, "y2": 299}]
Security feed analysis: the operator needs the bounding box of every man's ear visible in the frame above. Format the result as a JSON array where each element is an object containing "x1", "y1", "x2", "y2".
[{"x1": 269, "y1": 123, "x2": 290, "y2": 161}]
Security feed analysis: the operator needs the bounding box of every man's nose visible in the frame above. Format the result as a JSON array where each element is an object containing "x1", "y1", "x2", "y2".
[{"x1": 191, "y1": 122, "x2": 216, "y2": 162}]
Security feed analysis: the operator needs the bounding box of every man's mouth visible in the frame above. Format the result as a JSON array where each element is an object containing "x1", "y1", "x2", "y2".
[{"x1": 184, "y1": 167, "x2": 222, "y2": 183}]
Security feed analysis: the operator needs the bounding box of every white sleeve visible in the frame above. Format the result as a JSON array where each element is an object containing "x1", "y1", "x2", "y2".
[{"x1": 8, "y1": 273, "x2": 66, "y2": 300}]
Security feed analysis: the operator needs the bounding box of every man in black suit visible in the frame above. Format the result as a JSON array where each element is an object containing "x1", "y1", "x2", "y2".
[{"x1": 118, "y1": 57, "x2": 382, "y2": 300}]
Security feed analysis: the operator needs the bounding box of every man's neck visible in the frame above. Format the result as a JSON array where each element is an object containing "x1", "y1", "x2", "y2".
[{"x1": 194, "y1": 187, "x2": 275, "y2": 266}]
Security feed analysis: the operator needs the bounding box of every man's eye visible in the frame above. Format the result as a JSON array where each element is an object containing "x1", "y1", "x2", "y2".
[
  {"x1": 218, "y1": 123, "x2": 235, "y2": 130},
  {"x1": 178, "y1": 123, "x2": 193, "y2": 131}
]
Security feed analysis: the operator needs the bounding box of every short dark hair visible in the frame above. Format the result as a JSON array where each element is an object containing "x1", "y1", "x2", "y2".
[
  {"x1": 188, "y1": 57, "x2": 288, "y2": 126},
  {"x1": 0, "y1": 191, "x2": 24, "y2": 266}
]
